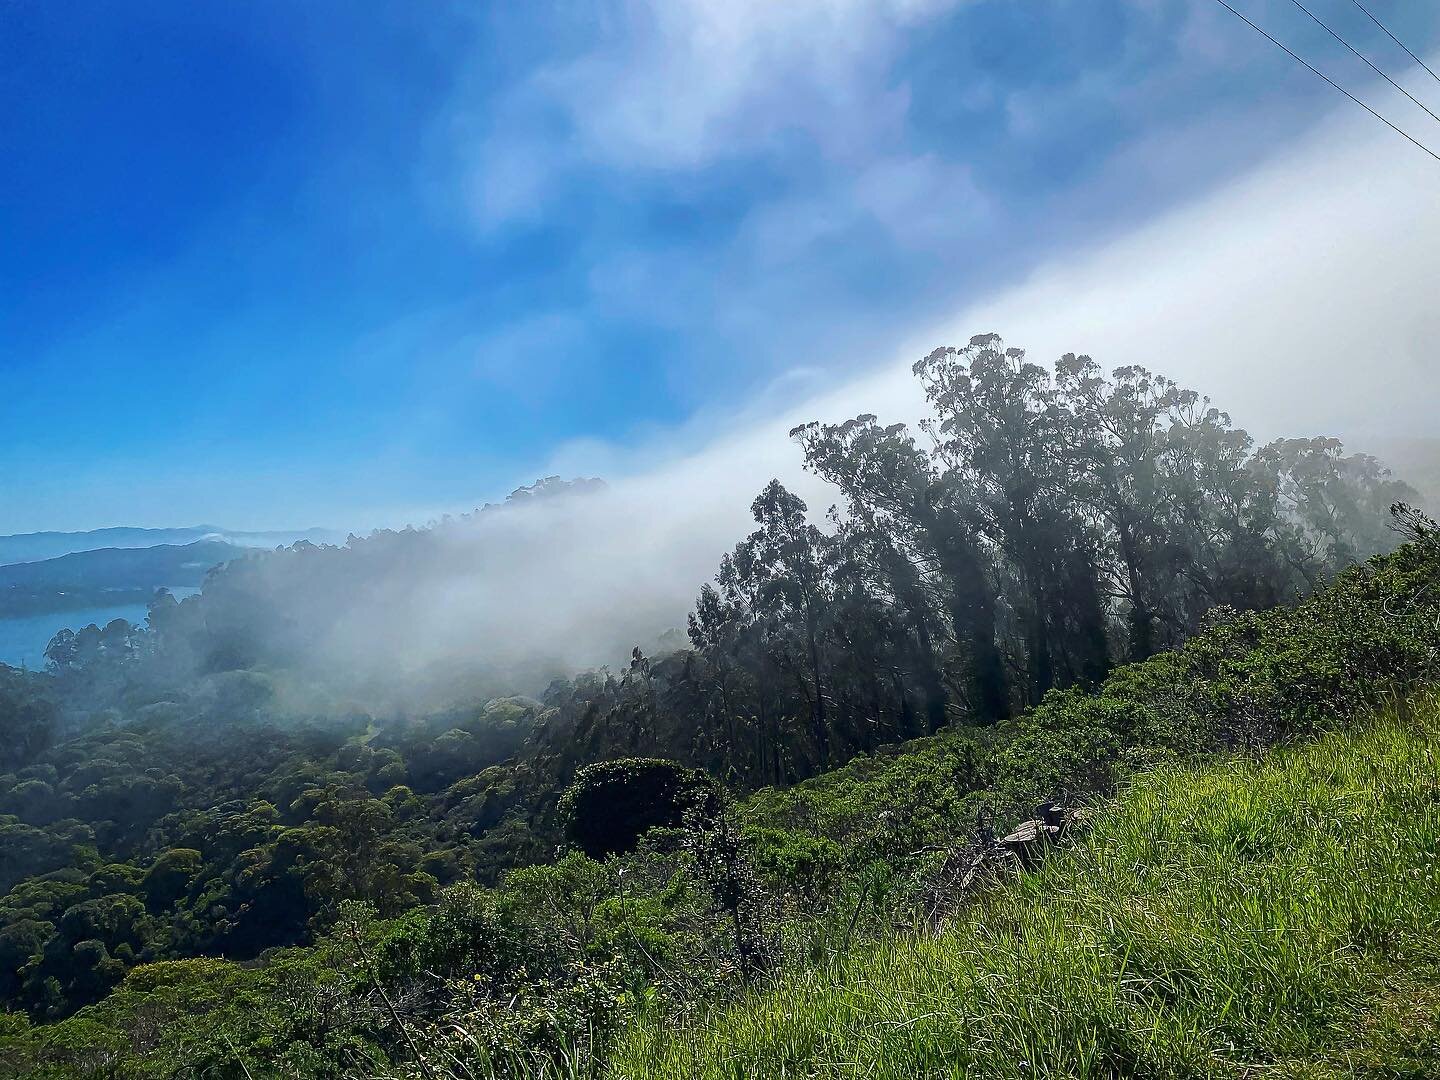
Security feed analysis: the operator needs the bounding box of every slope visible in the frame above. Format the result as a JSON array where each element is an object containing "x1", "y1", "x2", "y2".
[
  {"x1": 1, "y1": 529, "x2": 1437, "y2": 1078},
  {"x1": 616, "y1": 704, "x2": 1440, "y2": 1079}
]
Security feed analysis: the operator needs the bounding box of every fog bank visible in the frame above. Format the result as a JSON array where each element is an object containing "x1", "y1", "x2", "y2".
[{"x1": 311, "y1": 89, "x2": 1438, "y2": 685}]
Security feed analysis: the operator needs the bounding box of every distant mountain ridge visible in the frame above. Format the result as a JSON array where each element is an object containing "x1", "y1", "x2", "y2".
[
  {"x1": 0, "y1": 540, "x2": 252, "y2": 620},
  {"x1": 0, "y1": 539, "x2": 248, "y2": 591},
  {"x1": 0, "y1": 526, "x2": 341, "y2": 567}
]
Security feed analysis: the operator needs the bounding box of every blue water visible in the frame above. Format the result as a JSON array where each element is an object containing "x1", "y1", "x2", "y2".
[{"x1": 0, "y1": 587, "x2": 200, "y2": 669}]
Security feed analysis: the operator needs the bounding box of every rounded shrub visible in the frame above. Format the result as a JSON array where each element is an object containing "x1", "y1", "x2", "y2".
[{"x1": 558, "y1": 758, "x2": 718, "y2": 859}]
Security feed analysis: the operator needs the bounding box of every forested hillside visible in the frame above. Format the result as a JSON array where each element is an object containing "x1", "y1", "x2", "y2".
[
  {"x1": 0, "y1": 541, "x2": 243, "y2": 620},
  {"x1": 2, "y1": 499, "x2": 1438, "y2": 1078},
  {"x1": 0, "y1": 337, "x2": 1432, "y2": 1077}
]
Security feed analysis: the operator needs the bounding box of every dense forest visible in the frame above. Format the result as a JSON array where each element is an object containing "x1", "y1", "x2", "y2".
[{"x1": 0, "y1": 336, "x2": 1430, "y2": 1076}]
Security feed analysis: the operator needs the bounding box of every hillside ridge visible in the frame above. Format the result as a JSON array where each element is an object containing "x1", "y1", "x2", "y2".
[{"x1": 1, "y1": 526, "x2": 1437, "y2": 1077}]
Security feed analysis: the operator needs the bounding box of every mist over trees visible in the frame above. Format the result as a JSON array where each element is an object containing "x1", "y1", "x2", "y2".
[
  {"x1": 39, "y1": 336, "x2": 1416, "y2": 782},
  {"x1": 42, "y1": 476, "x2": 614, "y2": 710},
  {"x1": 0, "y1": 335, "x2": 1417, "y2": 1024},
  {"x1": 514, "y1": 335, "x2": 1416, "y2": 787}
]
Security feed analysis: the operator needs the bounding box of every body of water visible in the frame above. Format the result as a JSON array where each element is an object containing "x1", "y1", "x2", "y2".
[{"x1": 0, "y1": 587, "x2": 200, "y2": 669}]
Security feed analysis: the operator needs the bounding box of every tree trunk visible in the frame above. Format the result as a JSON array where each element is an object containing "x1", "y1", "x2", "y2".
[
  {"x1": 914, "y1": 618, "x2": 949, "y2": 734},
  {"x1": 804, "y1": 600, "x2": 829, "y2": 768}
]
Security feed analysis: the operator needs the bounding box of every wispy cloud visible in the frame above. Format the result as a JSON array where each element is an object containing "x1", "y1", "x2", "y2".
[
  {"x1": 467, "y1": 0, "x2": 960, "y2": 210},
  {"x1": 446, "y1": 0, "x2": 1401, "y2": 411}
]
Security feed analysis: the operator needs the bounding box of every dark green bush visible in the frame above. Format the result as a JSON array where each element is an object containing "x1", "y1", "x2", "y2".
[{"x1": 559, "y1": 757, "x2": 718, "y2": 859}]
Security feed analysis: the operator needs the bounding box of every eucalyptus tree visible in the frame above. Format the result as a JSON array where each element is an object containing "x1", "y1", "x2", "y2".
[
  {"x1": 688, "y1": 581, "x2": 750, "y2": 774},
  {"x1": 914, "y1": 335, "x2": 1110, "y2": 701},
  {"x1": 737, "y1": 481, "x2": 836, "y2": 768},
  {"x1": 687, "y1": 483, "x2": 838, "y2": 778},
  {"x1": 792, "y1": 414, "x2": 1009, "y2": 725},
  {"x1": 1254, "y1": 437, "x2": 1416, "y2": 571},
  {"x1": 1156, "y1": 390, "x2": 1310, "y2": 619},
  {"x1": 1052, "y1": 356, "x2": 1196, "y2": 658}
]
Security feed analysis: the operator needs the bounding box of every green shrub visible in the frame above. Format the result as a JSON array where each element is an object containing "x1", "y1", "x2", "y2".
[
  {"x1": 559, "y1": 758, "x2": 718, "y2": 859},
  {"x1": 614, "y1": 703, "x2": 1440, "y2": 1079}
]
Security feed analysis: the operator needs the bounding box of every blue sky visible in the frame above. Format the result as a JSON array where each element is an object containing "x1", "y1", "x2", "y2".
[{"x1": 2, "y1": 0, "x2": 1437, "y2": 533}]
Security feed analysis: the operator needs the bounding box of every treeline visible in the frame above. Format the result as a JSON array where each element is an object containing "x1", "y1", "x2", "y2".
[
  {"x1": 41, "y1": 337, "x2": 1410, "y2": 774},
  {"x1": 534, "y1": 336, "x2": 1413, "y2": 786}
]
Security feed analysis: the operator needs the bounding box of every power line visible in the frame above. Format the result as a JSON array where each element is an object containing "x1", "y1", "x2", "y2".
[
  {"x1": 1210, "y1": 0, "x2": 1440, "y2": 164},
  {"x1": 1348, "y1": 0, "x2": 1440, "y2": 89},
  {"x1": 1287, "y1": 0, "x2": 1440, "y2": 128}
]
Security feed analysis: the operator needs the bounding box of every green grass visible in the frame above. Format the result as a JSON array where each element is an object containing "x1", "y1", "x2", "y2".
[{"x1": 611, "y1": 699, "x2": 1440, "y2": 1079}]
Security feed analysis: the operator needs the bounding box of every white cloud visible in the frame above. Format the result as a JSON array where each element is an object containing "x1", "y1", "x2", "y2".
[
  {"x1": 366, "y1": 42, "x2": 1440, "y2": 681},
  {"x1": 574, "y1": 70, "x2": 1440, "y2": 500},
  {"x1": 952, "y1": 97, "x2": 1440, "y2": 443},
  {"x1": 414, "y1": 77, "x2": 1439, "y2": 671},
  {"x1": 462, "y1": 0, "x2": 964, "y2": 229},
  {"x1": 532, "y1": 0, "x2": 955, "y2": 169}
]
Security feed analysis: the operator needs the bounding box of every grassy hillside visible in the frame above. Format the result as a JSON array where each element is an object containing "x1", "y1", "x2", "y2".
[{"x1": 616, "y1": 704, "x2": 1440, "y2": 1079}]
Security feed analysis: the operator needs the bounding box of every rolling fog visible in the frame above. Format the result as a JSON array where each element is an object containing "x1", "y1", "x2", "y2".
[{"x1": 295, "y1": 82, "x2": 1440, "y2": 693}]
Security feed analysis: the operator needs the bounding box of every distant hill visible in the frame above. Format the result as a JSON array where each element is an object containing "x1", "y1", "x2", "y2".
[
  {"x1": 0, "y1": 525, "x2": 340, "y2": 567},
  {"x1": 0, "y1": 540, "x2": 249, "y2": 619},
  {"x1": 0, "y1": 539, "x2": 247, "y2": 591}
]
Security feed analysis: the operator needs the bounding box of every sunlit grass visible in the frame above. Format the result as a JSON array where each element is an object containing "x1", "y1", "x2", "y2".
[{"x1": 610, "y1": 698, "x2": 1440, "y2": 1079}]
